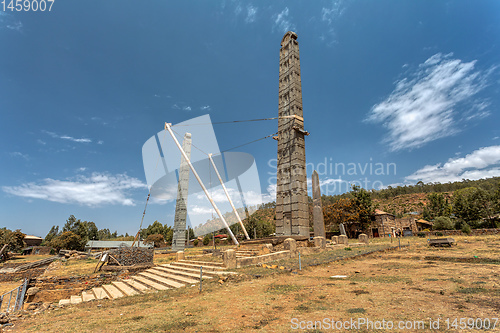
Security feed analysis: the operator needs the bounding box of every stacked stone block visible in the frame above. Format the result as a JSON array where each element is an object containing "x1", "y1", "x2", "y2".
[{"x1": 275, "y1": 31, "x2": 309, "y2": 237}]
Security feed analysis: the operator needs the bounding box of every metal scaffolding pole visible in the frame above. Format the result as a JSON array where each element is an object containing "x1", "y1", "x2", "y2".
[
  {"x1": 164, "y1": 123, "x2": 239, "y2": 246},
  {"x1": 208, "y1": 154, "x2": 250, "y2": 240}
]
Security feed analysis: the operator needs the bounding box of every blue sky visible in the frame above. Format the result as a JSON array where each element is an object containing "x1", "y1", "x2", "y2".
[{"x1": 1, "y1": 1, "x2": 500, "y2": 237}]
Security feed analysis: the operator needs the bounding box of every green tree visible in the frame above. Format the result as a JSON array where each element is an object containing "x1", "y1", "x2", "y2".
[
  {"x1": 426, "y1": 193, "x2": 451, "y2": 219},
  {"x1": 203, "y1": 234, "x2": 210, "y2": 246},
  {"x1": 97, "y1": 228, "x2": 112, "y2": 240},
  {"x1": 44, "y1": 225, "x2": 60, "y2": 244},
  {"x1": 144, "y1": 233, "x2": 165, "y2": 247},
  {"x1": 453, "y1": 187, "x2": 491, "y2": 226},
  {"x1": 62, "y1": 215, "x2": 79, "y2": 233},
  {"x1": 49, "y1": 231, "x2": 84, "y2": 251},
  {"x1": 351, "y1": 185, "x2": 373, "y2": 233},
  {"x1": 0, "y1": 228, "x2": 26, "y2": 252},
  {"x1": 433, "y1": 216, "x2": 454, "y2": 230}
]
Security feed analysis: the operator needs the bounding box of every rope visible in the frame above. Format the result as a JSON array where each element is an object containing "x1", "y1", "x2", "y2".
[
  {"x1": 173, "y1": 117, "x2": 280, "y2": 126},
  {"x1": 221, "y1": 132, "x2": 278, "y2": 153}
]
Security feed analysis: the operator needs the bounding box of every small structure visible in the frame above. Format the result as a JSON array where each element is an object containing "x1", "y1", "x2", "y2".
[
  {"x1": 416, "y1": 219, "x2": 433, "y2": 231},
  {"x1": 370, "y1": 209, "x2": 396, "y2": 238},
  {"x1": 23, "y1": 235, "x2": 43, "y2": 247}
]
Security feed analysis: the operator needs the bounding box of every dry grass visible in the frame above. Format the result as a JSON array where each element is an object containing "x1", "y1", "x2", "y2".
[{"x1": 10, "y1": 235, "x2": 500, "y2": 332}]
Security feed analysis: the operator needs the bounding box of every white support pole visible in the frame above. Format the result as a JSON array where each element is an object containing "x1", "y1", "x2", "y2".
[
  {"x1": 164, "y1": 123, "x2": 239, "y2": 246},
  {"x1": 208, "y1": 154, "x2": 250, "y2": 240}
]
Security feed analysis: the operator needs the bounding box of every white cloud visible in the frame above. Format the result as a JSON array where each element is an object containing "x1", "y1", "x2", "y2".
[
  {"x1": 10, "y1": 152, "x2": 29, "y2": 160},
  {"x1": 182, "y1": 106, "x2": 192, "y2": 111},
  {"x1": 245, "y1": 5, "x2": 257, "y2": 23},
  {"x1": 234, "y1": 3, "x2": 242, "y2": 16},
  {"x1": 6, "y1": 21, "x2": 22, "y2": 32},
  {"x1": 190, "y1": 205, "x2": 214, "y2": 216},
  {"x1": 273, "y1": 7, "x2": 294, "y2": 33},
  {"x1": 2, "y1": 173, "x2": 147, "y2": 207},
  {"x1": 367, "y1": 53, "x2": 493, "y2": 151},
  {"x1": 43, "y1": 130, "x2": 92, "y2": 143},
  {"x1": 37, "y1": 139, "x2": 46, "y2": 145},
  {"x1": 261, "y1": 183, "x2": 276, "y2": 203},
  {"x1": 60, "y1": 135, "x2": 91, "y2": 143},
  {"x1": 321, "y1": 1, "x2": 344, "y2": 25},
  {"x1": 406, "y1": 145, "x2": 500, "y2": 184},
  {"x1": 200, "y1": 105, "x2": 211, "y2": 111}
]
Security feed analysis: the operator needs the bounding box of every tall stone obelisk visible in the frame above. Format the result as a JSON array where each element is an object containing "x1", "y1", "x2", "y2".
[
  {"x1": 171, "y1": 133, "x2": 192, "y2": 251},
  {"x1": 312, "y1": 170, "x2": 326, "y2": 238},
  {"x1": 275, "y1": 31, "x2": 309, "y2": 237}
]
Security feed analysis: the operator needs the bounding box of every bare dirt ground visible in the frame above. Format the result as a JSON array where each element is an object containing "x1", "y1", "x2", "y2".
[{"x1": 4, "y1": 235, "x2": 500, "y2": 332}]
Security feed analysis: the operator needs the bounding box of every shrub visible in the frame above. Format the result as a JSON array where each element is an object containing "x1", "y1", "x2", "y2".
[
  {"x1": 144, "y1": 233, "x2": 165, "y2": 247},
  {"x1": 436, "y1": 232, "x2": 444, "y2": 237},
  {"x1": 461, "y1": 223, "x2": 472, "y2": 235},
  {"x1": 433, "y1": 216, "x2": 454, "y2": 230},
  {"x1": 215, "y1": 238, "x2": 220, "y2": 245},
  {"x1": 203, "y1": 235, "x2": 210, "y2": 246},
  {"x1": 417, "y1": 232, "x2": 426, "y2": 238},
  {"x1": 193, "y1": 239, "x2": 199, "y2": 247}
]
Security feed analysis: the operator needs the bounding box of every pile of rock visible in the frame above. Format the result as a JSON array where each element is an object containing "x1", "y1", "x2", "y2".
[
  {"x1": 107, "y1": 247, "x2": 154, "y2": 266},
  {"x1": 59, "y1": 250, "x2": 89, "y2": 260}
]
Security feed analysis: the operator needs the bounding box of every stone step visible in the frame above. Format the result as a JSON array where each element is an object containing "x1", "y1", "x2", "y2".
[
  {"x1": 154, "y1": 266, "x2": 213, "y2": 280},
  {"x1": 112, "y1": 281, "x2": 140, "y2": 296},
  {"x1": 178, "y1": 259, "x2": 224, "y2": 267},
  {"x1": 102, "y1": 284, "x2": 124, "y2": 299},
  {"x1": 160, "y1": 264, "x2": 222, "y2": 276},
  {"x1": 131, "y1": 275, "x2": 169, "y2": 291},
  {"x1": 92, "y1": 287, "x2": 110, "y2": 300},
  {"x1": 123, "y1": 278, "x2": 151, "y2": 293},
  {"x1": 169, "y1": 261, "x2": 226, "y2": 271},
  {"x1": 81, "y1": 291, "x2": 96, "y2": 302},
  {"x1": 58, "y1": 299, "x2": 70, "y2": 306},
  {"x1": 148, "y1": 268, "x2": 198, "y2": 285},
  {"x1": 70, "y1": 295, "x2": 82, "y2": 304},
  {"x1": 139, "y1": 272, "x2": 185, "y2": 288},
  {"x1": 161, "y1": 263, "x2": 234, "y2": 276}
]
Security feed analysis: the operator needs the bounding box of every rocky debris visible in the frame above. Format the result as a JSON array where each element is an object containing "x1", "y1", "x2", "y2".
[
  {"x1": 107, "y1": 248, "x2": 154, "y2": 266},
  {"x1": 59, "y1": 250, "x2": 89, "y2": 259},
  {"x1": 0, "y1": 313, "x2": 9, "y2": 325}
]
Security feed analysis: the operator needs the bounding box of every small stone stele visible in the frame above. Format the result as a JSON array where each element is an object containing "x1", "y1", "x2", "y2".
[
  {"x1": 176, "y1": 251, "x2": 185, "y2": 261},
  {"x1": 223, "y1": 249, "x2": 236, "y2": 269},
  {"x1": 284, "y1": 238, "x2": 297, "y2": 257},
  {"x1": 313, "y1": 236, "x2": 326, "y2": 249},
  {"x1": 358, "y1": 234, "x2": 369, "y2": 244},
  {"x1": 338, "y1": 235, "x2": 348, "y2": 245},
  {"x1": 331, "y1": 236, "x2": 338, "y2": 245}
]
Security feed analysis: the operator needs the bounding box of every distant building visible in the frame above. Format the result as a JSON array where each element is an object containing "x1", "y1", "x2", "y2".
[
  {"x1": 23, "y1": 235, "x2": 43, "y2": 247},
  {"x1": 85, "y1": 240, "x2": 152, "y2": 250},
  {"x1": 370, "y1": 210, "x2": 419, "y2": 237},
  {"x1": 415, "y1": 219, "x2": 433, "y2": 231}
]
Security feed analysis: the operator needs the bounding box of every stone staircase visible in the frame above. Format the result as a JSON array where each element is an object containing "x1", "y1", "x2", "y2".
[
  {"x1": 58, "y1": 260, "x2": 229, "y2": 306},
  {"x1": 235, "y1": 249, "x2": 259, "y2": 258}
]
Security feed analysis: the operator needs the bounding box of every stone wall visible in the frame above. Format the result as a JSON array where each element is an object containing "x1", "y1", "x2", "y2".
[
  {"x1": 107, "y1": 247, "x2": 154, "y2": 266},
  {"x1": 420, "y1": 228, "x2": 500, "y2": 237}
]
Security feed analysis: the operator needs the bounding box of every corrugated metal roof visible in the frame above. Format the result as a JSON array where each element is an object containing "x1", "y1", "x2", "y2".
[{"x1": 85, "y1": 240, "x2": 152, "y2": 248}]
